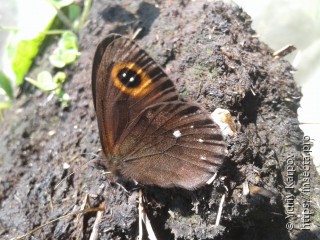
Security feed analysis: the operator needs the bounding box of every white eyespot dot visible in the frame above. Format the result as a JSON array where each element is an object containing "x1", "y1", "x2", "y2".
[
  {"x1": 198, "y1": 138, "x2": 204, "y2": 143},
  {"x1": 190, "y1": 125, "x2": 194, "y2": 129},
  {"x1": 129, "y1": 77, "x2": 135, "y2": 82},
  {"x1": 173, "y1": 130, "x2": 182, "y2": 138},
  {"x1": 200, "y1": 156, "x2": 206, "y2": 160},
  {"x1": 122, "y1": 73, "x2": 127, "y2": 77}
]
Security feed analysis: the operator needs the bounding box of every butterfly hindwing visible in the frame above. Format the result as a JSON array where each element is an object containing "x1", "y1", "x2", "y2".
[{"x1": 115, "y1": 101, "x2": 226, "y2": 189}]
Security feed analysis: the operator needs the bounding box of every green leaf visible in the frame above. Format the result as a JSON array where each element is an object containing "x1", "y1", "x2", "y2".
[
  {"x1": 9, "y1": 33, "x2": 47, "y2": 85},
  {"x1": 58, "y1": 92, "x2": 70, "y2": 106},
  {"x1": 25, "y1": 70, "x2": 69, "y2": 106},
  {"x1": 25, "y1": 71, "x2": 58, "y2": 92},
  {"x1": 0, "y1": 101, "x2": 12, "y2": 110},
  {"x1": 49, "y1": 31, "x2": 80, "y2": 68},
  {"x1": 68, "y1": 4, "x2": 82, "y2": 30},
  {"x1": 6, "y1": 0, "x2": 57, "y2": 85},
  {"x1": 55, "y1": 87, "x2": 70, "y2": 106},
  {"x1": 60, "y1": 31, "x2": 78, "y2": 49},
  {"x1": 68, "y1": 4, "x2": 82, "y2": 22},
  {"x1": 0, "y1": 71, "x2": 13, "y2": 100},
  {"x1": 53, "y1": 71, "x2": 67, "y2": 84}
]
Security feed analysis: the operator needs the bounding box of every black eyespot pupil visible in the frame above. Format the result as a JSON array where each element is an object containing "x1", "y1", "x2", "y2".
[{"x1": 117, "y1": 68, "x2": 141, "y2": 88}]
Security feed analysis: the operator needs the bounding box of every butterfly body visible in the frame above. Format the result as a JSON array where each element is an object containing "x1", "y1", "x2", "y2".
[{"x1": 92, "y1": 34, "x2": 226, "y2": 190}]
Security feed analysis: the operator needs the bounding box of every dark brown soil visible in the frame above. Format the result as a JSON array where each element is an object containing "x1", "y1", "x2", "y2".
[{"x1": 1, "y1": 0, "x2": 319, "y2": 240}]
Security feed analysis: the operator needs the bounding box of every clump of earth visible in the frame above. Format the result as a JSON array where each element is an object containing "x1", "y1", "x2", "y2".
[{"x1": 0, "y1": 0, "x2": 319, "y2": 239}]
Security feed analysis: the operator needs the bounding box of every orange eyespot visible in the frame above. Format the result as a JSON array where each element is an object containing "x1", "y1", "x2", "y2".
[{"x1": 111, "y1": 62, "x2": 154, "y2": 97}]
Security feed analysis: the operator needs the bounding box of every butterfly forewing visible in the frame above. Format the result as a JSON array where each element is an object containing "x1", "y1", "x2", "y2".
[{"x1": 92, "y1": 34, "x2": 179, "y2": 158}]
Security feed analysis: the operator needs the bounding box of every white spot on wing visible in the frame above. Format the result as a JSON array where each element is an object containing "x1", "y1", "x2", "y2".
[
  {"x1": 200, "y1": 156, "x2": 206, "y2": 160},
  {"x1": 129, "y1": 77, "x2": 135, "y2": 82},
  {"x1": 198, "y1": 138, "x2": 204, "y2": 143},
  {"x1": 173, "y1": 130, "x2": 182, "y2": 138},
  {"x1": 190, "y1": 125, "x2": 194, "y2": 128}
]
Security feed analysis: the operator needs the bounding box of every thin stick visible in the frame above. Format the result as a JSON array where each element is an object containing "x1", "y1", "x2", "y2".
[
  {"x1": 138, "y1": 189, "x2": 143, "y2": 240},
  {"x1": 143, "y1": 211, "x2": 157, "y2": 240},
  {"x1": 132, "y1": 28, "x2": 143, "y2": 40},
  {"x1": 89, "y1": 202, "x2": 106, "y2": 240},
  {"x1": 139, "y1": 190, "x2": 157, "y2": 240},
  {"x1": 215, "y1": 194, "x2": 226, "y2": 226},
  {"x1": 75, "y1": 194, "x2": 89, "y2": 240},
  {"x1": 206, "y1": 172, "x2": 217, "y2": 185},
  {"x1": 12, "y1": 207, "x2": 104, "y2": 240},
  {"x1": 54, "y1": 158, "x2": 99, "y2": 190}
]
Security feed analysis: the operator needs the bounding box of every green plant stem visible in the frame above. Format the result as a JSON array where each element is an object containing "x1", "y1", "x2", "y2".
[
  {"x1": 47, "y1": 0, "x2": 75, "y2": 32},
  {"x1": 0, "y1": 26, "x2": 68, "y2": 35},
  {"x1": 79, "y1": 0, "x2": 92, "y2": 28}
]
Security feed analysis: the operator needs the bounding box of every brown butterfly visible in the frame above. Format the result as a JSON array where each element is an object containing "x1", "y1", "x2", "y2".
[{"x1": 92, "y1": 34, "x2": 226, "y2": 190}]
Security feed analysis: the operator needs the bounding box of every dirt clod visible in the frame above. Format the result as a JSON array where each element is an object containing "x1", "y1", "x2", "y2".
[{"x1": 1, "y1": 1, "x2": 319, "y2": 240}]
